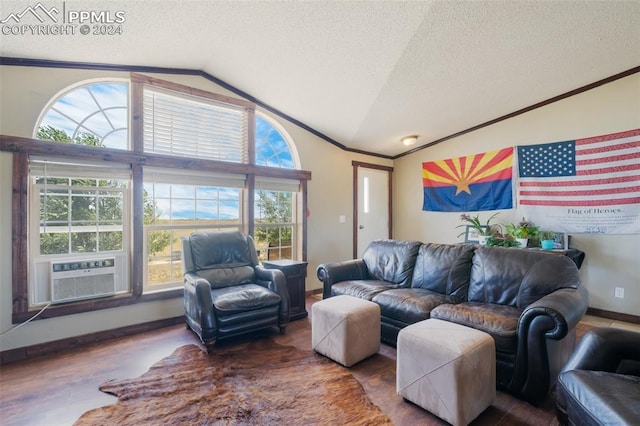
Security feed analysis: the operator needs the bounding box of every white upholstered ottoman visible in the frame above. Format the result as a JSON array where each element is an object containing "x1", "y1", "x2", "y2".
[
  {"x1": 311, "y1": 295, "x2": 380, "y2": 367},
  {"x1": 397, "y1": 319, "x2": 495, "y2": 426}
]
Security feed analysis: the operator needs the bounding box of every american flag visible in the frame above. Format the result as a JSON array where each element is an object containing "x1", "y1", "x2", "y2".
[{"x1": 516, "y1": 129, "x2": 640, "y2": 207}]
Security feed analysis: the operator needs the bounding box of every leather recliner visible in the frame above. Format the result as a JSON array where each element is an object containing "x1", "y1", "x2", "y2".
[
  {"x1": 182, "y1": 231, "x2": 290, "y2": 351},
  {"x1": 555, "y1": 327, "x2": 640, "y2": 425}
]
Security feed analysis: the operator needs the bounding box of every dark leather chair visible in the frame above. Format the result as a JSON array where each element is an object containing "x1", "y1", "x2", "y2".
[
  {"x1": 182, "y1": 231, "x2": 290, "y2": 351},
  {"x1": 555, "y1": 327, "x2": 640, "y2": 425}
]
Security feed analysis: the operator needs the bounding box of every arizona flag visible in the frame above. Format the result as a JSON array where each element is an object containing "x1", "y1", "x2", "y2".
[{"x1": 422, "y1": 147, "x2": 513, "y2": 212}]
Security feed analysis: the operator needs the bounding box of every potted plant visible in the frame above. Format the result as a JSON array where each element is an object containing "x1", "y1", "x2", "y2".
[
  {"x1": 504, "y1": 218, "x2": 539, "y2": 248},
  {"x1": 457, "y1": 212, "x2": 500, "y2": 246},
  {"x1": 539, "y1": 231, "x2": 555, "y2": 250},
  {"x1": 486, "y1": 234, "x2": 520, "y2": 247}
]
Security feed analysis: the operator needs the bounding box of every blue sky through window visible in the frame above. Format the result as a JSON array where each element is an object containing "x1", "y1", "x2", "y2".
[
  {"x1": 255, "y1": 115, "x2": 294, "y2": 168},
  {"x1": 39, "y1": 82, "x2": 128, "y2": 149},
  {"x1": 37, "y1": 81, "x2": 297, "y2": 222},
  {"x1": 38, "y1": 81, "x2": 296, "y2": 170}
]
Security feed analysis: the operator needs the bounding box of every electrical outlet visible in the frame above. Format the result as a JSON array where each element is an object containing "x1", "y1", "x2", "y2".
[{"x1": 614, "y1": 287, "x2": 625, "y2": 299}]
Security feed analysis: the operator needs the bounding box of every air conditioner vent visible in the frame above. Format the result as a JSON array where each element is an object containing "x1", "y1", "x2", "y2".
[{"x1": 50, "y1": 258, "x2": 116, "y2": 304}]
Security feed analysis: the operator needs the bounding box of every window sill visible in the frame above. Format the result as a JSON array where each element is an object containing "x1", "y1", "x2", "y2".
[{"x1": 12, "y1": 288, "x2": 183, "y2": 324}]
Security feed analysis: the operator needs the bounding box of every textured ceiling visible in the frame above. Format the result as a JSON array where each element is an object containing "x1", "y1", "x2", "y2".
[{"x1": 1, "y1": 0, "x2": 639, "y2": 157}]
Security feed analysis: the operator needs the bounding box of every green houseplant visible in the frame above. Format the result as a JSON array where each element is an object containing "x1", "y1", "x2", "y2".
[
  {"x1": 504, "y1": 218, "x2": 539, "y2": 248},
  {"x1": 457, "y1": 213, "x2": 500, "y2": 246},
  {"x1": 539, "y1": 231, "x2": 555, "y2": 250},
  {"x1": 486, "y1": 234, "x2": 520, "y2": 247}
]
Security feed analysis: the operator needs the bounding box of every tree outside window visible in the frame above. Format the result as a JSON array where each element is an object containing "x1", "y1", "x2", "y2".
[{"x1": 254, "y1": 190, "x2": 294, "y2": 261}]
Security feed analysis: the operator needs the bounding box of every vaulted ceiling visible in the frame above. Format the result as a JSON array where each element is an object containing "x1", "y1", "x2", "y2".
[{"x1": 1, "y1": 0, "x2": 639, "y2": 157}]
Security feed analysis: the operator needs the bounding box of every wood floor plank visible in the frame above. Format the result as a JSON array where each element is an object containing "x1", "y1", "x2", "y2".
[{"x1": 0, "y1": 296, "x2": 564, "y2": 425}]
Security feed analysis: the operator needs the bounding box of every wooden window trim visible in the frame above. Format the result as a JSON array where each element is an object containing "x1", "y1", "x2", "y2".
[
  {"x1": 2, "y1": 135, "x2": 310, "y2": 323},
  {"x1": 4, "y1": 73, "x2": 309, "y2": 323},
  {"x1": 130, "y1": 73, "x2": 254, "y2": 110}
]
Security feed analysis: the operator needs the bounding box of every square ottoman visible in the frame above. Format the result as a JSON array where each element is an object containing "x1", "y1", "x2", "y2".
[
  {"x1": 312, "y1": 295, "x2": 380, "y2": 367},
  {"x1": 397, "y1": 319, "x2": 495, "y2": 426}
]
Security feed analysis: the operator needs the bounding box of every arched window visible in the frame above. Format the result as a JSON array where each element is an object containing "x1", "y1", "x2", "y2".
[
  {"x1": 253, "y1": 113, "x2": 300, "y2": 261},
  {"x1": 255, "y1": 113, "x2": 299, "y2": 169},
  {"x1": 35, "y1": 80, "x2": 128, "y2": 149},
  {"x1": 23, "y1": 76, "x2": 307, "y2": 310}
]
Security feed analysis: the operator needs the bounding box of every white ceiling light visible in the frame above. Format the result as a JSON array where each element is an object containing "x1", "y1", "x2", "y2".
[{"x1": 401, "y1": 135, "x2": 418, "y2": 146}]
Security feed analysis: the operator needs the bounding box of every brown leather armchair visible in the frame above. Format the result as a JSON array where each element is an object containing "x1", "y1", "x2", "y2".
[{"x1": 182, "y1": 231, "x2": 290, "y2": 351}]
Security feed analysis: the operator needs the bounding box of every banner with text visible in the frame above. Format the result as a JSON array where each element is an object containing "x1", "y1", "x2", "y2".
[{"x1": 515, "y1": 128, "x2": 640, "y2": 234}]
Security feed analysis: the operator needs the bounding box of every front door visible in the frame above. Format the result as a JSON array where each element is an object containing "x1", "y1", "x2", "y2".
[{"x1": 353, "y1": 162, "x2": 393, "y2": 258}]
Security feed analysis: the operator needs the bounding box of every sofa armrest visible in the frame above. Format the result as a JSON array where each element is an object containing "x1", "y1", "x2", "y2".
[
  {"x1": 316, "y1": 259, "x2": 369, "y2": 299},
  {"x1": 255, "y1": 266, "x2": 290, "y2": 324},
  {"x1": 184, "y1": 272, "x2": 216, "y2": 337},
  {"x1": 561, "y1": 327, "x2": 640, "y2": 375},
  {"x1": 513, "y1": 286, "x2": 589, "y2": 404},
  {"x1": 520, "y1": 285, "x2": 589, "y2": 340},
  {"x1": 555, "y1": 327, "x2": 640, "y2": 424}
]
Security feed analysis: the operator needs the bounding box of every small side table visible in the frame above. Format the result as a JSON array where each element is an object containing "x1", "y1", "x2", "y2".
[{"x1": 263, "y1": 259, "x2": 309, "y2": 321}]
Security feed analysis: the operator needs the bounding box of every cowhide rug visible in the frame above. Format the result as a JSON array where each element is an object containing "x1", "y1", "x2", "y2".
[{"x1": 75, "y1": 339, "x2": 392, "y2": 425}]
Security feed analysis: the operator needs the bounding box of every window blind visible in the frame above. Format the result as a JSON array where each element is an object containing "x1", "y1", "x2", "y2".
[
  {"x1": 29, "y1": 156, "x2": 131, "y2": 179},
  {"x1": 144, "y1": 166, "x2": 245, "y2": 188},
  {"x1": 143, "y1": 87, "x2": 248, "y2": 163},
  {"x1": 255, "y1": 176, "x2": 300, "y2": 192}
]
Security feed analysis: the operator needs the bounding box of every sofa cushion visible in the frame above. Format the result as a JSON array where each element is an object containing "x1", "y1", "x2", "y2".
[
  {"x1": 211, "y1": 283, "x2": 281, "y2": 316},
  {"x1": 331, "y1": 280, "x2": 396, "y2": 300},
  {"x1": 430, "y1": 302, "x2": 521, "y2": 354},
  {"x1": 197, "y1": 265, "x2": 256, "y2": 289},
  {"x1": 362, "y1": 240, "x2": 421, "y2": 287},
  {"x1": 372, "y1": 288, "x2": 456, "y2": 324},
  {"x1": 468, "y1": 247, "x2": 581, "y2": 309},
  {"x1": 190, "y1": 231, "x2": 255, "y2": 270},
  {"x1": 411, "y1": 243, "x2": 475, "y2": 300},
  {"x1": 558, "y1": 370, "x2": 640, "y2": 426}
]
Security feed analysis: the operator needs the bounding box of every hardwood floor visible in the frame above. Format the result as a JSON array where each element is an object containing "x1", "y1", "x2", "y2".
[{"x1": 0, "y1": 296, "x2": 624, "y2": 426}]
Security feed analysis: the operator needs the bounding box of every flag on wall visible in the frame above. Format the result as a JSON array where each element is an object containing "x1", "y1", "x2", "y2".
[
  {"x1": 516, "y1": 128, "x2": 640, "y2": 234},
  {"x1": 422, "y1": 147, "x2": 513, "y2": 212}
]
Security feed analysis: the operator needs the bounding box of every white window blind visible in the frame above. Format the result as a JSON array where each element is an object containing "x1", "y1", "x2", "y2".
[
  {"x1": 255, "y1": 176, "x2": 300, "y2": 192},
  {"x1": 29, "y1": 156, "x2": 131, "y2": 179},
  {"x1": 144, "y1": 166, "x2": 245, "y2": 188},
  {"x1": 143, "y1": 86, "x2": 248, "y2": 163}
]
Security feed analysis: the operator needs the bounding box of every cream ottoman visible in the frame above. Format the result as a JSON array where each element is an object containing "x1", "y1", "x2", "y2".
[
  {"x1": 397, "y1": 319, "x2": 495, "y2": 426},
  {"x1": 311, "y1": 295, "x2": 380, "y2": 367}
]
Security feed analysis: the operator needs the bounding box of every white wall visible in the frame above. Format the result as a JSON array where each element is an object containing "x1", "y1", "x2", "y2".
[
  {"x1": 2, "y1": 65, "x2": 637, "y2": 352},
  {"x1": 0, "y1": 65, "x2": 390, "y2": 351},
  {"x1": 393, "y1": 73, "x2": 640, "y2": 316}
]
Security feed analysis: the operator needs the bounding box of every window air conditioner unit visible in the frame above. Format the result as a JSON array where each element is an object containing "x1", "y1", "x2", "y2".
[{"x1": 50, "y1": 258, "x2": 116, "y2": 304}]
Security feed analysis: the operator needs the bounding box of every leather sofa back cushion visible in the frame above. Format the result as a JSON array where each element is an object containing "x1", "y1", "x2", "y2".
[
  {"x1": 469, "y1": 247, "x2": 581, "y2": 309},
  {"x1": 362, "y1": 240, "x2": 421, "y2": 286},
  {"x1": 189, "y1": 231, "x2": 255, "y2": 271},
  {"x1": 197, "y1": 265, "x2": 256, "y2": 289},
  {"x1": 412, "y1": 243, "x2": 475, "y2": 299}
]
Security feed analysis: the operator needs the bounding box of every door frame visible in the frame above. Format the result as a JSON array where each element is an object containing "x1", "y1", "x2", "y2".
[{"x1": 352, "y1": 161, "x2": 394, "y2": 258}]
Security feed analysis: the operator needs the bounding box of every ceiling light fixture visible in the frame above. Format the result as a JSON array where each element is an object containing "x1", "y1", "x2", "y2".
[{"x1": 401, "y1": 135, "x2": 418, "y2": 146}]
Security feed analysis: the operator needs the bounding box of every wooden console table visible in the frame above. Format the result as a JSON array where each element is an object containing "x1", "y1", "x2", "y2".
[{"x1": 263, "y1": 259, "x2": 309, "y2": 321}]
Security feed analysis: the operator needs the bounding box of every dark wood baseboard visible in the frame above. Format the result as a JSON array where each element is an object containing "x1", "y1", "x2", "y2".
[
  {"x1": 3, "y1": 305, "x2": 637, "y2": 365},
  {"x1": 587, "y1": 307, "x2": 639, "y2": 324},
  {"x1": 305, "y1": 288, "x2": 322, "y2": 296},
  {"x1": 1, "y1": 316, "x2": 185, "y2": 365}
]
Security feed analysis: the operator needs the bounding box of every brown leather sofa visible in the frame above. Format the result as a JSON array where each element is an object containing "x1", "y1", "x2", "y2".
[
  {"x1": 317, "y1": 239, "x2": 589, "y2": 404},
  {"x1": 555, "y1": 327, "x2": 640, "y2": 425},
  {"x1": 182, "y1": 231, "x2": 290, "y2": 351}
]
